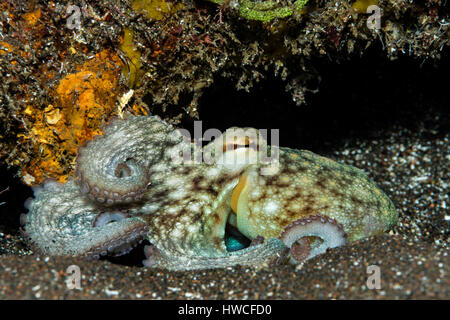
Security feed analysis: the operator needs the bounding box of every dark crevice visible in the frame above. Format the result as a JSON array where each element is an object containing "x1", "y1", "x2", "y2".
[
  {"x1": 197, "y1": 46, "x2": 449, "y2": 154},
  {"x1": 225, "y1": 224, "x2": 251, "y2": 252}
]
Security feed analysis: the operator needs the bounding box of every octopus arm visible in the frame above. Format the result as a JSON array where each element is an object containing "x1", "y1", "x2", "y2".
[
  {"x1": 143, "y1": 238, "x2": 289, "y2": 271},
  {"x1": 75, "y1": 116, "x2": 184, "y2": 205},
  {"x1": 24, "y1": 180, "x2": 149, "y2": 258}
]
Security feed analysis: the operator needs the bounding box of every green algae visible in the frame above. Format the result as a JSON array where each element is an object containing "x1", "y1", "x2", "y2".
[{"x1": 208, "y1": 0, "x2": 309, "y2": 22}]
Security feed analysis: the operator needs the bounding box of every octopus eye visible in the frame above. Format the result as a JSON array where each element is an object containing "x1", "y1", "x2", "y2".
[
  {"x1": 223, "y1": 137, "x2": 251, "y2": 152},
  {"x1": 222, "y1": 137, "x2": 261, "y2": 153}
]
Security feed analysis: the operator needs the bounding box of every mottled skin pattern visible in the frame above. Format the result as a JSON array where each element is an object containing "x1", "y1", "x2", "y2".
[
  {"x1": 75, "y1": 115, "x2": 183, "y2": 205},
  {"x1": 230, "y1": 147, "x2": 397, "y2": 243},
  {"x1": 24, "y1": 115, "x2": 397, "y2": 271},
  {"x1": 24, "y1": 180, "x2": 149, "y2": 257}
]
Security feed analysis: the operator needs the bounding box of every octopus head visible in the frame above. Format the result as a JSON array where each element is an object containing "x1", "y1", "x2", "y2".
[{"x1": 203, "y1": 127, "x2": 268, "y2": 173}]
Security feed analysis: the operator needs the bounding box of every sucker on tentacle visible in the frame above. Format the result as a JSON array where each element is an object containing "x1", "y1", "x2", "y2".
[{"x1": 24, "y1": 179, "x2": 149, "y2": 258}]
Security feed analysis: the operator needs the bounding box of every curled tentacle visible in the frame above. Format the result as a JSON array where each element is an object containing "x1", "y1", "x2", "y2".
[
  {"x1": 24, "y1": 180, "x2": 149, "y2": 258},
  {"x1": 280, "y1": 214, "x2": 347, "y2": 264},
  {"x1": 75, "y1": 115, "x2": 183, "y2": 205}
]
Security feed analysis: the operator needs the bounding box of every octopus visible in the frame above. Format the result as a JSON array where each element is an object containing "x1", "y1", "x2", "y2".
[
  {"x1": 23, "y1": 115, "x2": 398, "y2": 271},
  {"x1": 206, "y1": 0, "x2": 310, "y2": 22}
]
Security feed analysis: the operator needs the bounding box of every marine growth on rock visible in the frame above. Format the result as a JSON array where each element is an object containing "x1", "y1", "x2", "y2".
[
  {"x1": 24, "y1": 115, "x2": 397, "y2": 271},
  {"x1": 207, "y1": 0, "x2": 310, "y2": 22}
]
